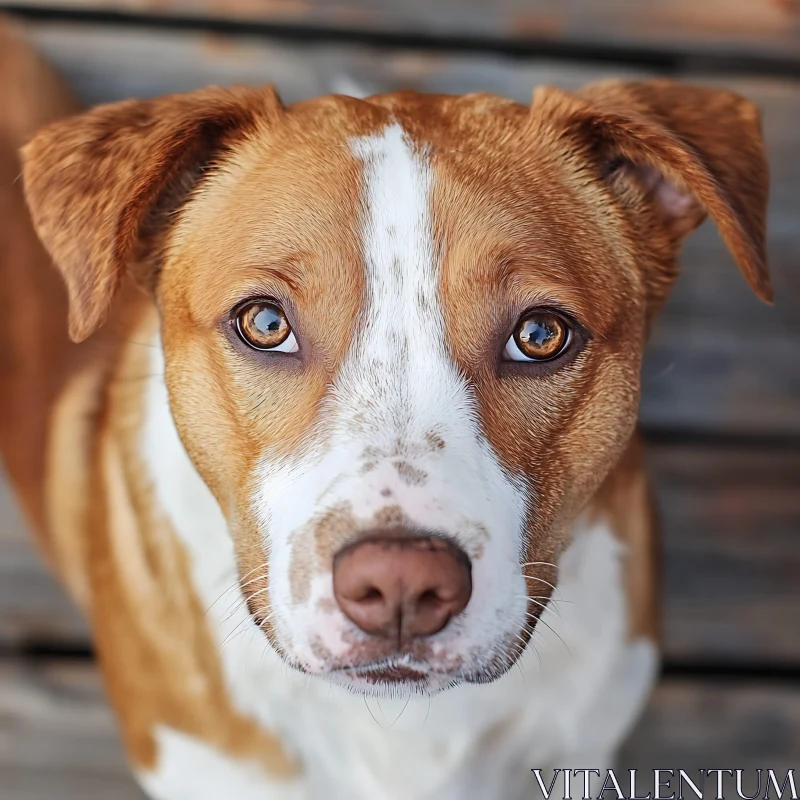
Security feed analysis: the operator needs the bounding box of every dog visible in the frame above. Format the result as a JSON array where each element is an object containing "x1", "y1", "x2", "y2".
[{"x1": 1, "y1": 21, "x2": 771, "y2": 800}]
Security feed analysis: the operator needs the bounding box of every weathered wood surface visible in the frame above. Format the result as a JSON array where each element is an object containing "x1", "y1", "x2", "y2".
[
  {"x1": 0, "y1": 660, "x2": 144, "y2": 799},
  {"x1": 3, "y1": 442, "x2": 799, "y2": 663},
  {"x1": 7, "y1": 0, "x2": 800, "y2": 61},
  {"x1": 621, "y1": 678, "x2": 800, "y2": 773},
  {"x1": 9, "y1": 22, "x2": 799, "y2": 436},
  {"x1": 651, "y1": 445, "x2": 800, "y2": 665},
  {"x1": 2, "y1": 659, "x2": 800, "y2": 797}
]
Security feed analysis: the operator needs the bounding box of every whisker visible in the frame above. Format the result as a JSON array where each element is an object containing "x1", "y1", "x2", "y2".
[
  {"x1": 221, "y1": 612, "x2": 256, "y2": 648},
  {"x1": 528, "y1": 631, "x2": 544, "y2": 668},
  {"x1": 206, "y1": 567, "x2": 266, "y2": 613},
  {"x1": 520, "y1": 574, "x2": 558, "y2": 593},
  {"x1": 230, "y1": 564, "x2": 270, "y2": 588},
  {"x1": 387, "y1": 693, "x2": 412, "y2": 729},
  {"x1": 525, "y1": 596, "x2": 565, "y2": 623},
  {"x1": 244, "y1": 623, "x2": 258, "y2": 683},
  {"x1": 524, "y1": 598, "x2": 548, "y2": 611},
  {"x1": 219, "y1": 590, "x2": 251, "y2": 620},
  {"x1": 517, "y1": 597, "x2": 569, "y2": 630},
  {"x1": 518, "y1": 593, "x2": 573, "y2": 605},
  {"x1": 239, "y1": 571, "x2": 269, "y2": 590},
  {"x1": 241, "y1": 563, "x2": 267, "y2": 580},
  {"x1": 207, "y1": 585, "x2": 241, "y2": 614},
  {"x1": 221, "y1": 623, "x2": 252, "y2": 650},
  {"x1": 524, "y1": 609, "x2": 563, "y2": 632},
  {"x1": 226, "y1": 610, "x2": 272, "y2": 655},
  {"x1": 258, "y1": 610, "x2": 277, "y2": 629},
  {"x1": 363, "y1": 695, "x2": 384, "y2": 729},
  {"x1": 511, "y1": 633, "x2": 528, "y2": 681},
  {"x1": 515, "y1": 596, "x2": 572, "y2": 652},
  {"x1": 217, "y1": 577, "x2": 270, "y2": 624},
  {"x1": 219, "y1": 598, "x2": 250, "y2": 632},
  {"x1": 533, "y1": 614, "x2": 572, "y2": 655},
  {"x1": 246, "y1": 585, "x2": 271, "y2": 602},
  {"x1": 524, "y1": 634, "x2": 542, "y2": 668}
]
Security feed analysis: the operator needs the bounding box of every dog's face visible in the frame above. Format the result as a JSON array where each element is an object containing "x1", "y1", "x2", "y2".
[
  {"x1": 158, "y1": 97, "x2": 648, "y2": 691},
  {"x1": 23, "y1": 82, "x2": 770, "y2": 694}
]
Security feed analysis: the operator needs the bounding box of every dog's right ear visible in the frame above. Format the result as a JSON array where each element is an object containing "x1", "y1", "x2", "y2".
[{"x1": 22, "y1": 85, "x2": 283, "y2": 342}]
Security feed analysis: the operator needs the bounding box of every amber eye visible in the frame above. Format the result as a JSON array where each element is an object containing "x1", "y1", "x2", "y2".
[
  {"x1": 505, "y1": 311, "x2": 571, "y2": 362},
  {"x1": 235, "y1": 301, "x2": 298, "y2": 353}
]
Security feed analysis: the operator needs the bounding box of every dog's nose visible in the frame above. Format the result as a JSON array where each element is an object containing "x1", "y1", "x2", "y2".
[{"x1": 333, "y1": 536, "x2": 472, "y2": 640}]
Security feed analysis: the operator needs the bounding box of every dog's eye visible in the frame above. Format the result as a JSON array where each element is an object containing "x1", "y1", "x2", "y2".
[
  {"x1": 504, "y1": 311, "x2": 571, "y2": 362},
  {"x1": 235, "y1": 301, "x2": 298, "y2": 353}
]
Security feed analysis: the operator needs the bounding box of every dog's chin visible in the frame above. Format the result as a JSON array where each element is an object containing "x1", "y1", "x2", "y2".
[
  {"x1": 271, "y1": 623, "x2": 531, "y2": 697},
  {"x1": 326, "y1": 661, "x2": 460, "y2": 697},
  {"x1": 288, "y1": 652, "x2": 521, "y2": 698}
]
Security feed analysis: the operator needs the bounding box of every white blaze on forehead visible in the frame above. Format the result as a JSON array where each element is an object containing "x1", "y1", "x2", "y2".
[
  {"x1": 340, "y1": 122, "x2": 468, "y2": 432},
  {"x1": 255, "y1": 121, "x2": 528, "y2": 676}
]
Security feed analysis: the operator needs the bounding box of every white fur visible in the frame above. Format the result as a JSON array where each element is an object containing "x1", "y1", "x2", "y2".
[
  {"x1": 139, "y1": 337, "x2": 657, "y2": 799},
  {"x1": 250, "y1": 122, "x2": 528, "y2": 685},
  {"x1": 138, "y1": 727, "x2": 305, "y2": 800}
]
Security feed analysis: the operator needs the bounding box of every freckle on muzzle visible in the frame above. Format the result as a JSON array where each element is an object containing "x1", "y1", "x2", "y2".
[{"x1": 332, "y1": 534, "x2": 472, "y2": 646}]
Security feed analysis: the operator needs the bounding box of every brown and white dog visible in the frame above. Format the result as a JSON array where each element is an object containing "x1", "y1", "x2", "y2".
[{"x1": 1, "y1": 22, "x2": 771, "y2": 800}]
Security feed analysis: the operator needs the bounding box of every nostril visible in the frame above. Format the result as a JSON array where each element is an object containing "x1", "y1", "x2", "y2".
[
  {"x1": 360, "y1": 587, "x2": 384, "y2": 603},
  {"x1": 417, "y1": 588, "x2": 441, "y2": 609}
]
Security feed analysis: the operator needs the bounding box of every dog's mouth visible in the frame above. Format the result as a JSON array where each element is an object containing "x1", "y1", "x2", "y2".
[
  {"x1": 315, "y1": 633, "x2": 529, "y2": 693},
  {"x1": 268, "y1": 608, "x2": 543, "y2": 695},
  {"x1": 323, "y1": 655, "x2": 464, "y2": 694},
  {"x1": 334, "y1": 658, "x2": 433, "y2": 684}
]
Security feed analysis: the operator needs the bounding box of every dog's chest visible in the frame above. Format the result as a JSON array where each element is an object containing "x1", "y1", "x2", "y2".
[{"x1": 134, "y1": 343, "x2": 655, "y2": 800}]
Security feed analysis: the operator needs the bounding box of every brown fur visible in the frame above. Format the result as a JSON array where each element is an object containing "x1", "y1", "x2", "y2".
[
  {"x1": 591, "y1": 433, "x2": 661, "y2": 640},
  {"x1": 3, "y1": 20, "x2": 769, "y2": 777},
  {"x1": 91, "y1": 309, "x2": 296, "y2": 774},
  {"x1": 0, "y1": 20, "x2": 81, "y2": 539}
]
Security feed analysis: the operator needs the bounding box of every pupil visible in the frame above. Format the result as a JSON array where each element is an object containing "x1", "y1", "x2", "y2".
[
  {"x1": 522, "y1": 320, "x2": 554, "y2": 347},
  {"x1": 254, "y1": 307, "x2": 282, "y2": 333}
]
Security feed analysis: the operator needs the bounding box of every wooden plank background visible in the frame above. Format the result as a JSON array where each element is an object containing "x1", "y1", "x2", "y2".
[
  {"x1": 6, "y1": 0, "x2": 800, "y2": 61},
  {"x1": 0, "y1": 4, "x2": 798, "y2": 793}
]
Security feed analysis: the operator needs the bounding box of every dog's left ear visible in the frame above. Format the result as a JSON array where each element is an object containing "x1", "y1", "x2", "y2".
[
  {"x1": 532, "y1": 79, "x2": 771, "y2": 304},
  {"x1": 22, "y1": 85, "x2": 283, "y2": 342}
]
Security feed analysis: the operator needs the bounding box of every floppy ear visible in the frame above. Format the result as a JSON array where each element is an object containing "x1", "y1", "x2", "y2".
[
  {"x1": 21, "y1": 85, "x2": 283, "y2": 342},
  {"x1": 532, "y1": 79, "x2": 771, "y2": 305}
]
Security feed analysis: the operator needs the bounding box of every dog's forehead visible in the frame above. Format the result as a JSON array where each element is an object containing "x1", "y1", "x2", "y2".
[
  {"x1": 228, "y1": 89, "x2": 566, "y2": 210},
  {"x1": 289, "y1": 89, "x2": 530, "y2": 142},
  {"x1": 169, "y1": 92, "x2": 635, "y2": 336}
]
